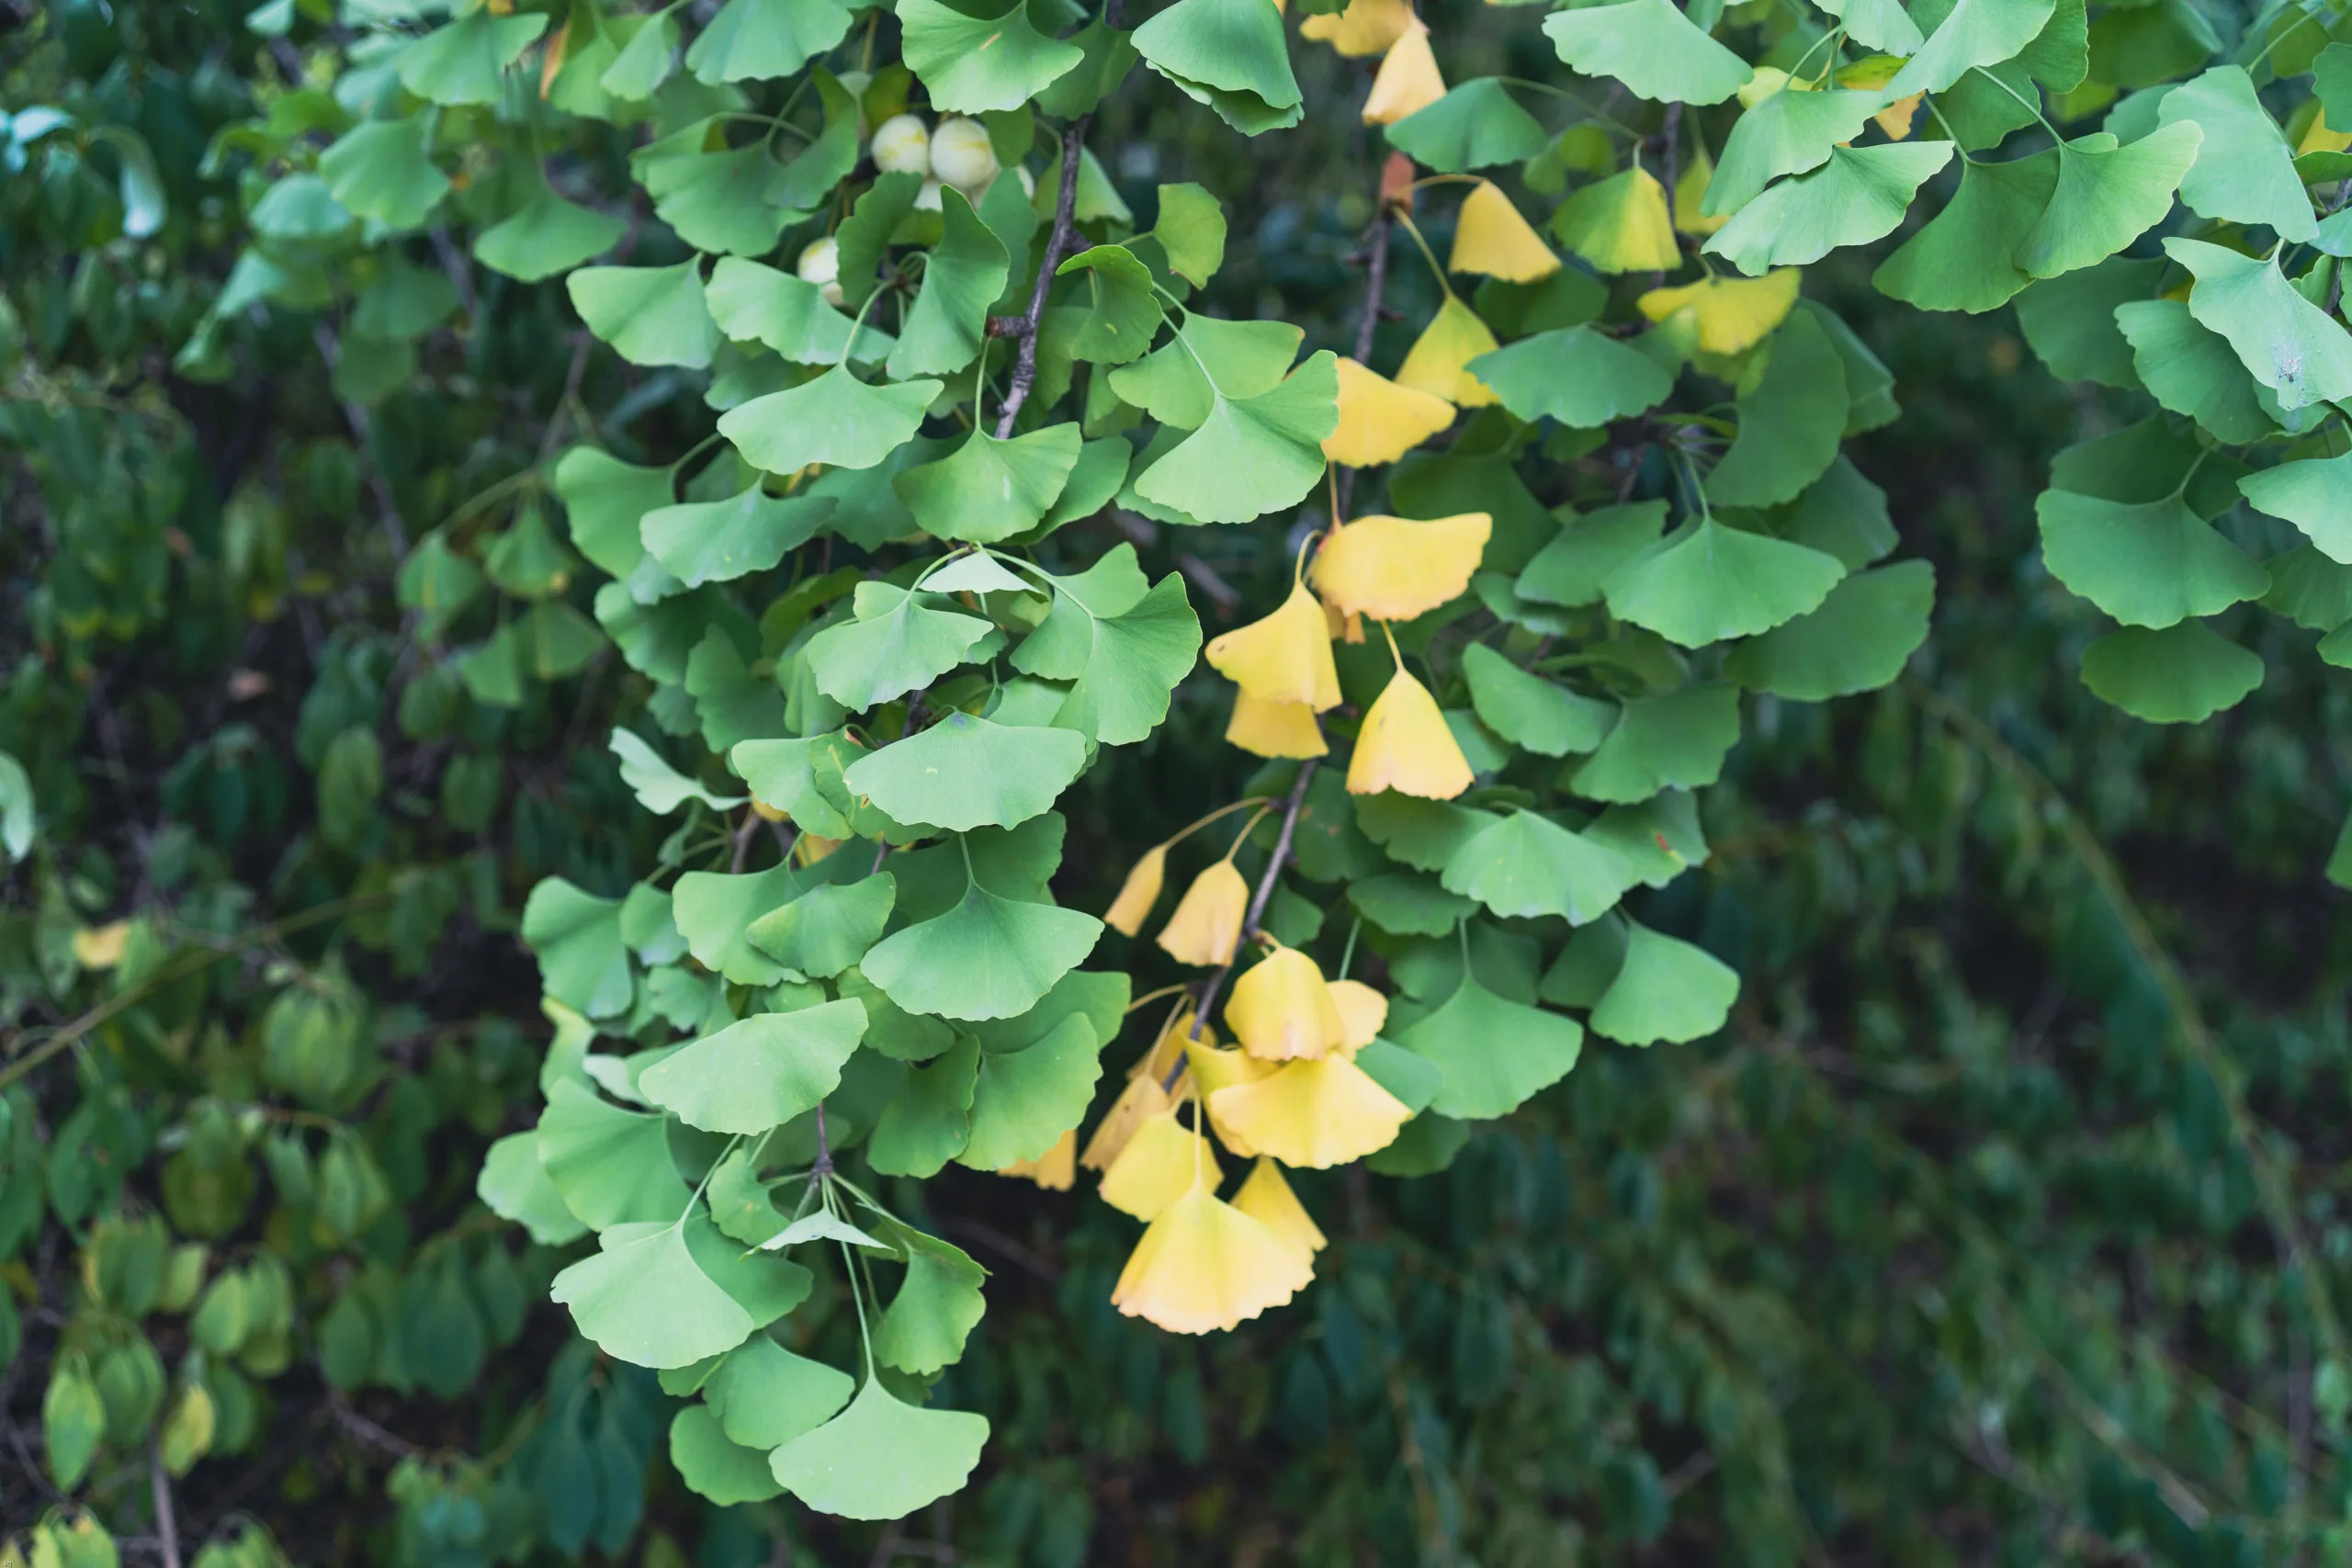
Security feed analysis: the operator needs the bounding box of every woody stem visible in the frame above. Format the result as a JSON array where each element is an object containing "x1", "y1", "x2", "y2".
[{"x1": 1182, "y1": 758, "x2": 1319, "y2": 1051}]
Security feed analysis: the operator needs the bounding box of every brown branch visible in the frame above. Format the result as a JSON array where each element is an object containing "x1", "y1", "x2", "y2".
[
  {"x1": 1181, "y1": 759, "x2": 1319, "y2": 1059},
  {"x1": 1334, "y1": 196, "x2": 1393, "y2": 521},
  {"x1": 150, "y1": 1440, "x2": 182, "y2": 1568},
  {"x1": 992, "y1": 115, "x2": 1092, "y2": 439}
]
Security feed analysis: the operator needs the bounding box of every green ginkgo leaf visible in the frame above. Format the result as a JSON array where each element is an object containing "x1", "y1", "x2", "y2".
[
  {"x1": 480, "y1": 1130, "x2": 591, "y2": 1246},
  {"x1": 1873, "y1": 150, "x2": 2056, "y2": 313},
  {"x1": 599, "y1": 7, "x2": 679, "y2": 97},
  {"x1": 318, "y1": 116, "x2": 450, "y2": 230},
  {"x1": 685, "y1": 0, "x2": 854, "y2": 84},
  {"x1": 397, "y1": 10, "x2": 549, "y2": 105},
  {"x1": 1151, "y1": 183, "x2": 1226, "y2": 287},
  {"x1": 707, "y1": 257, "x2": 892, "y2": 366},
  {"x1": 571, "y1": 262, "x2": 721, "y2": 369},
  {"x1": 843, "y1": 711, "x2": 1088, "y2": 832},
  {"x1": 774, "y1": 69, "x2": 865, "y2": 212},
  {"x1": 638, "y1": 1002, "x2": 869, "y2": 1134},
  {"x1": 769, "y1": 1378, "x2": 989, "y2": 1521},
  {"x1": 1706, "y1": 311, "x2": 1849, "y2": 507},
  {"x1": 1705, "y1": 141, "x2": 1955, "y2": 276},
  {"x1": 687, "y1": 628, "x2": 788, "y2": 753},
  {"x1": 1588, "y1": 919, "x2": 1739, "y2": 1045},
  {"x1": 1110, "y1": 316, "x2": 1303, "y2": 427},
  {"x1": 1460, "y1": 643, "x2": 1615, "y2": 756},
  {"x1": 1385, "y1": 80, "x2": 1549, "y2": 172},
  {"x1": 873, "y1": 1223, "x2": 988, "y2": 1377},
  {"x1": 671, "y1": 1405, "x2": 784, "y2": 1506},
  {"x1": 731, "y1": 733, "x2": 855, "y2": 839},
  {"x1": 1011, "y1": 564, "x2": 1201, "y2": 744},
  {"x1": 889, "y1": 187, "x2": 1012, "y2": 379},
  {"x1": 1518, "y1": 502, "x2": 1668, "y2": 607},
  {"x1": 1398, "y1": 969, "x2": 1584, "y2": 1119},
  {"x1": 521, "y1": 879, "x2": 633, "y2": 1018},
  {"x1": 2014, "y1": 124, "x2": 2200, "y2": 280},
  {"x1": 1602, "y1": 516, "x2": 1847, "y2": 647},
  {"x1": 1541, "y1": 0, "x2": 1751, "y2": 105},
  {"x1": 642, "y1": 485, "x2": 834, "y2": 587},
  {"x1": 1783, "y1": 458, "x2": 1897, "y2": 570},
  {"x1": 1466, "y1": 326, "x2": 1673, "y2": 428},
  {"x1": 476, "y1": 177, "x2": 628, "y2": 282},
  {"x1": 2079, "y1": 621, "x2": 2263, "y2": 723},
  {"x1": 863, "y1": 885, "x2": 1102, "y2": 1022},
  {"x1": 1723, "y1": 560, "x2": 1937, "y2": 700},
  {"x1": 2167, "y1": 238, "x2": 2352, "y2": 413},
  {"x1": 894, "y1": 423, "x2": 1084, "y2": 544},
  {"x1": 1441, "y1": 809, "x2": 1634, "y2": 925},
  {"x1": 1705, "y1": 86, "x2": 1881, "y2": 217},
  {"x1": 1131, "y1": 350, "x2": 1339, "y2": 524},
  {"x1": 747, "y1": 875, "x2": 896, "y2": 978},
  {"x1": 537, "y1": 1079, "x2": 692, "y2": 1227},
  {"x1": 2012, "y1": 255, "x2": 2165, "y2": 386},
  {"x1": 1815, "y1": 0, "x2": 1924, "y2": 51},
  {"x1": 1888, "y1": 0, "x2": 2056, "y2": 94},
  {"x1": 2114, "y1": 299, "x2": 2274, "y2": 446},
  {"x1": 1350, "y1": 874, "x2": 1480, "y2": 937},
  {"x1": 960, "y1": 1011, "x2": 1102, "y2": 1167},
  {"x1": 1566, "y1": 683, "x2": 1743, "y2": 804},
  {"x1": 868, "y1": 1038, "x2": 979, "y2": 1174},
  {"x1": 673, "y1": 864, "x2": 800, "y2": 985},
  {"x1": 707, "y1": 1338, "x2": 854, "y2": 1449},
  {"x1": 899, "y1": 0, "x2": 1083, "y2": 112},
  {"x1": 2262, "y1": 544, "x2": 2352, "y2": 630},
  {"x1": 612, "y1": 729, "x2": 743, "y2": 817},
  {"x1": 2036, "y1": 488, "x2": 2268, "y2": 628},
  {"x1": 634, "y1": 126, "x2": 799, "y2": 258},
  {"x1": 804, "y1": 583, "x2": 992, "y2": 710},
  {"x1": 2241, "y1": 453, "x2": 2352, "y2": 563},
  {"x1": 1054, "y1": 246, "x2": 1166, "y2": 365},
  {"x1": 2155, "y1": 65, "x2": 2315, "y2": 243},
  {"x1": 553, "y1": 1216, "x2": 808, "y2": 1369},
  {"x1": 719, "y1": 366, "x2": 944, "y2": 474},
  {"x1": 1133, "y1": 0, "x2": 1303, "y2": 131}
]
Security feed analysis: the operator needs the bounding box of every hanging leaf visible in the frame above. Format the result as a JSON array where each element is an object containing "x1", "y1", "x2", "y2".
[
  {"x1": 2036, "y1": 489, "x2": 2267, "y2": 628},
  {"x1": 1705, "y1": 86, "x2": 1881, "y2": 217},
  {"x1": 863, "y1": 818, "x2": 1103, "y2": 1021},
  {"x1": 894, "y1": 424, "x2": 1084, "y2": 544},
  {"x1": 768, "y1": 1378, "x2": 989, "y2": 1520},
  {"x1": 1601, "y1": 517, "x2": 1847, "y2": 647},
  {"x1": 643, "y1": 484, "x2": 835, "y2": 587},
  {"x1": 2115, "y1": 300, "x2": 2275, "y2": 446},
  {"x1": 521, "y1": 880, "x2": 633, "y2": 1019},
  {"x1": 1566, "y1": 684, "x2": 1743, "y2": 803},
  {"x1": 1385, "y1": 79, "x2": 1548, "y2": 171},
  {"x1": 2155, "y1": 65, "x2": 2315, "y2": 242},
  {"x1": 686, "y1": 0, "x2": 854, "y2": 84},
  {"x1": 1587, "y1": 919, "x2": 1738, "y2": 1045},
  {"x1": 570, "y1": 261, "x2": 721, "y2": 369},
  {"x1": 2167, "y1": 238, "x2": 2352, "y2": 413},
  {"x1": 2013, "y1": 123, "x2": 2201, "y2": 280},
  {"x1": 2241, "y1": 453, "x2": 2352, "y2": 563},
  {"x1": 843, "y1": 711, "x2": 1089, "y2": 832},
  {"x1": 1705, "y1": 141, "x2": 1956, "y2": 276},
  {"x1": 2078, "y1": 621, "x2": 2264, "y2": 723},
  {"x1": 889, "y1": 187, "x2": 1012, "y2": 379},
  {"x1": 1466, "y1": 326, "x2": 1672, "y2": 428},
  {"x1": 1723, "y1": 561, "x2": 1936, "y2": 699},
  {"x1": 803, "y1": 582, "x2": 993, "y2": 711},
  {"x1": 707, "y1": 1338, "x2": 854, "y2": 1449},
  {"x1": 1440, "y1": 810, "x2": 1634, "y2": 925},
  {"x1": 1541, "y1": 0, "x2": 1752, "y2": 104},
  {"x1": 1397, "y1": 970, "x2": 1583, "y2": 1118},
  {"x1": 1873, "y1": 151, "x2": 2056, "y2": 313},
  {"x1": 1131, "y1": 352, "x2": 1340, "y2": 524},
  {"x1": 638, "y1": 1002, "x2": 869, "y2": 1134},
  {"x1": 899, "y1": 0, "x2": 1083, "y2": 112},
  {"x1": 719, "y1": 366, "x2": 944, "y2": 474},
  {"x1": 1705, "y1": 311, "x2": 1849, "y2": 507}
]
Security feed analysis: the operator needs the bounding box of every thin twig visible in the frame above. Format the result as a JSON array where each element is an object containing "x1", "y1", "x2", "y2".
[
  {"x1": 992, "y1": 115, "x2": 1092, "y2": 438},
  {"x1": 312, "y1": 323, "x2": 411, "y2": 558},
  {"x1": 1334, "y1": 199, "x2": 1392, "y2": 521},
  {"x1": 1182, "y1": 760, "x2": 1318, "y2": 1051},
  {"x1": 149, "y1": 1440, "x2": 181, "y2": 1568}
]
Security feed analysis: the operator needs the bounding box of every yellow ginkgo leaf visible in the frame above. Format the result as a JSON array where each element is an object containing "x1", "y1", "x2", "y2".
[
  {"x1": 1738, "y1": 65, "x2": 1790, "y2": 108},
  {"x1": 1232, "y1": 1157, "x2": 1328, "y2": 1260},
  {"x1": 1448, "y1": 180, "x2": 1559, "y2": 281},
  {"x1": 1082, "y1": 1070, "x2": 1174, "y2": 1170},
  {"x1": 1210, "y1": 1055, "x2": 1413, "y2": 1168},
  {"x1": 1309, "y1": 512, "x2": 1492, "y2": 622},
  {"x1": 1673, "y1": 147, "x2": 1727, "y2": 237},
  {"x1": 1636, "y1": 268, "x2": 1802, "y2": 356},
  {"x1": 1112, "y1": 1180, "x2": 1314, "y2": 1335},
  {"x1": 1362, "y1": 17, "x2": 1444, "y2": 125},
  {"x1": 1226, "y1": 945, "x2": 1349, "y2": 1061},
  {"x1": 1324, "y1": 356, "x2": 1454, "y2": 467},
  {"x1": 1874, "y1": 92, "x2": 1922, "y2": 140},
  {"x1": 1227, "y1": 692, "x2": 1329, "y2": 760},
  {"x1": 1347, "y1": 664, "x2": 1474, "y2": 799},
  {"x1": 2305, "y1": 107, "x2": 2352, "y2": 155},
  {"x1": 1132, "y1": 1008, "x2": 1210, "y2": 1080},
  {"x1": 1395, "y1": 296, "x2": 1500, "y2": 407},
  {"x1": 1103, "y1": 843, "x2": 1167, "y2": 937},
  {"x1": 1187, "y1": 1038, "x2": 1278, "y2": 1155},
  {"x1": 1554, "y1": 164, "x2": 1678, "y2": 274},
  {"x1": 1204, "y1": 581, "x2": 1342, "y2": 709},
  {"x1": 1299, "y1": 0, "x2": 1410, "y2": 56},
  {"x1": 1327, "y1": 976, "x2": 1387, "y2": 1053},
  {"x1": 1158, "y1": 858, "x2": 1250, "y2": 967},
  {"x1": 999, "y1": 1128, "x2": 1077, "y2": 1190},
  {"x1": 72, "y1": 921, "x2": 129, "y2": 970},
  {"x1": 1102, "y1": 1111, "x2": 1220, "y2": 1219}
]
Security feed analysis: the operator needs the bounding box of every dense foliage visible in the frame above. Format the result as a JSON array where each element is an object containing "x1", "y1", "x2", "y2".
[{"x1": 10, "y1": 0, "x2": 2352, "y2": 1560}]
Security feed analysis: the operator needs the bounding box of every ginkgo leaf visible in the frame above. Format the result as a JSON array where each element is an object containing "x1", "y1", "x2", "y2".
[
  {"x1": 1816, "y1": 0, "x2": 1925, "y2": 52},
  {"x1": 746, "y1": 874, "x2": 897, "y2": 978},
  {"x1": 1466, "y1": 325, "x2": 1673, "y2": 428},
  {"x1": 1055, "y1": 246, "x2": 1165, "y2": 365},
  {"x1": 1385, "y1": 79, "x2": 1548, "y2": 171},
  {"x1": 642, "y1": 484, "x2": 834, "y2": 587},
  {"x1": 2241, "y1": 453, "x2": 2352, "y2": 563},
  {"x1": 899, "y1": 0, "x2": 1083, "y2": 113},
  {"x1": 719, "y1": 367, "x2": 946, "y2": 476},
  {"x1": 1888, "y1": 0, "x2": 2057, "y2": 96},
  {"x1": 1132, "y1": 351, "x2": 1339, "y2": 524},
  {"x1": 686, "y1": 0, "x2": 854, "y2": 83},
  {"x1": 1705, "y1": 142, "x2": 1955, "y2": 276},
  {"x1": 889, "y1": 187, "x2": 1012, "y2": 379},
  {"x1": 671, "y1": 1404, "x2": 784, "y2": 1506},
  {"x1": 1706, "y1": 311, "x2": 1849, "y2": 507},
  {"x1": 612, "y1": 729, "x2": 743, "y2": 816},
  {"x1": 843, "y1": 711, "x2": 1088, "y2": 832},
  {"x1": 863, "y1": 825, "x2": 1103, "y2": 1021},
  {"x1": 570, "y1": 262, "x2": 720, "y2": 369},
  {"x1": 1309, "y1": 513, "x2": 1491, "y2": 621},
  {"x1": 2014, "y1": 124, "x2": 2201, "y2": 280},
  {"x1": 1873, "y1": 150, "x2": 2056, "y2": 313},
  {"x1": 1588, "y1": 919, "x2": 1739, "y2": 1045},
  {"x1": 2013, "y1": 255, "x2": 2165, "y2": 386},
  {"x1": 732, "y1": 732, "x2": 856, "y2": 839},
  {"x1": 1363, "y1": 17, "x2": 1445, "y2": 124},
  {"x1": 1111, "y1": 316, "x2": 1305, "y2": 427},
  {"x1": 319, "y1": 115, "x2": 449, "y2": 230},
  {"x1": 1441, "y1": 809, "x2": 1634, "y2": 924},
  {"x1": 1300, "y1": 0, "x2": 1411, "y2": 56},
  {"x1": 1542, "y1": 0, "x2": 1752, "y2": 105},
  {"x1": 706, "y1": 256, "x2": 893, "y2": 366},
  {"x1": 1324, "y1": 357, "x2": 1454, "y2": 465},
  {"x1": 805, "y1": 583, "x2": 992, "y2": 710},
  {"x1": 2079, "y1": 621, "x2": 2264, "y2": 724},
  {"x1": 476, "y1": 177, "x2": 628, "y2": 283},
  {"x1": 2167, "y1": 238, "x2": 2352, "y2": 412},
  {"x1": 1705, "y1": 86, "x2": 1882, "y2": 216},
  {"x1": 867, "y1": 1039, "x2": 979, "y2": 1174},
  {"x1": 673, "y1": 864, "x2": 800, "y2": 985},
  {"x1": 1397, "y1": 968, "x2": 1583, "y2": 1118},
  {"x1": 1636, "y1": 269, "x2": 1801, "y2": 355},
  {"x1": 1552, "y1": 166, "x2": 1679, "y2": 274},
  {"x1": 1723, "y1": 560, "x2": 1937, "y2": 699},
  {"x1": 1395, "y1": 297, "x2": 1500, "y2": 406},
  {"x1": 873, "y1": 1223, "x2": 988, "y2": 1375},
  {"x1": 551, "y1": 1223, "x2": 752, "y2": 1370},
  {"x1": 2114, "y1": 300, "x2": 2275, "y2": 446},
  {"x1": 398, "y1": 10, "x2": 549, "y2": 105},
  {"x1": 638, "y1": 1002, "x2": 869, "y2": 1134},
  {"x1": 1602, "y1": 516, "x2": 1847, "y2": 647},
  {"x1": 2155, "y1": 64, "x2": 2315, "y2": 243},
  {"x1": 1566, "y1": 683, "x2": 1743, "y2": 803},
  {"x1": 1012, "y1": 555, "x2": 1202, "y2": 743},
  {"x1": 1448, "y1": 180, "x2": 1558, "y2": 280},
  {"x1": 961, "y1": 1011, "x2": 1104, "y2": 1168},
  {"x1": 707, "y1": 1338, "x2": 854, "y2": 1450},
  {"x1": 895, "y1": 423, "x2": 1083, "y2": 544},
  {"x1": 769, "y1": 1378, "x2": 989, "y2": 1520},
  {"x1": 2036, "y1": 489, "x2": 2268, "y2": 628},
  {"x1": 1133, "y1": 0, "x2": 1304, "y2": 133},
  {"x1": 1518, "y1": 501, "x2": 1668, "y2": 607},
  {"x1": 1460, "y1": 643, "x2": 1615, "y2": 756},
  {"x1": 521, "y1": 879, "x2": 633, "y2": 1019}
]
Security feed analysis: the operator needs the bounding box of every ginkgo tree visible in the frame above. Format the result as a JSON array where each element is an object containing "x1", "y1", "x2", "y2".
[{"x1": 147, "y1": 0, "x2": 2352, "y2": 1528}]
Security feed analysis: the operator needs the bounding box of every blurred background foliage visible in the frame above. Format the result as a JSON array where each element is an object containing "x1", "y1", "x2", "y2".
[{"x1": 6, "y1": 0, "x2": 2352, "y2": 1562}]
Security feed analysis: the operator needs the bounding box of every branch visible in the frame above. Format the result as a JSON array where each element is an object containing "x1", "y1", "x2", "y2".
[
  {"x1": 1182, "y1": 759, "x2": 1319, "y2": 1052},
  {"x1": 312, "y1": 323, "x2": 411, "y2": 559},
  {"x1": 991, "y1": 115, "x2": 1092, "y2": 439},
  {"x1": 1333, "y1": 187, "x2": 1393, "y2": 521},
  {"x1": 149, "y1": 1440, "x2": 181, "y2": 1568}
]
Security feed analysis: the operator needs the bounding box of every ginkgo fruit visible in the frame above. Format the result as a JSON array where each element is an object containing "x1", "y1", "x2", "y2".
[
  {"x1": 1225, "y1": 945, "x2": 1349, "y2": 1061},
  {"x1": 1209, "y1": 1055, "x2": 1413, "y2": 1168},
  {"x1": 1326, "y1": 976, "x2": 1387, "y2": 1053},
  {"x1": 928, "y1": 115, "x2": 999, "y2": 189},
  {"x1": 1449, "y1": 181, "x2": 1559, "y2": 282},
  {"x1": 1103, "y1": 843, "x2": 1168, "y2": 937},
  {"x1": 1158, "y1": 858, "x2": 1250, "y2": 966},
  {"x1": 1395, "y1": 297, "x2": 1500, "y2": 407},
  {"x1": 998, "y1": 1128, "x2": 1076, "y2": 1190},
  {"x1": 1204, "y1": 581, "x2": 1342, "y2": 709},
  {"x1": 1553, "y1": 165, "x2": 1678, "y2": 274},
  {"x1": 1101, "y1": 1111, "x2": 1219, "y2": 1219},
  {"x1": 1299, "y1": 0, "x2": 1410, "y2": 56},
  {"x1": 1232, "y1": 1158, "x2": 1327, "y2": 1261},
  {"x1": 1349, "y1": 659, "x2": 1475, "y2": 799},
  {"x1": 1112, "y1": 1180, "x2": 1313, "y2": 1335},
  {"x1": 797, "y1": 236, "x2": 845, "y2": 307},
  {"x1": 1362, "y1": 17, "x2": 1443, "y2": 125},
  {"x1": 870, "y1": 112, "x2": 931, "y2": 175},
  {"x1": 1325, "y1": 356, "x2": 1454, "y2": 467},
  {"x1": 1310, "y1": 512, "x2": 1492, "y2": 622},
  {"x1": 1227, "y1": 692, "x2": 1328, "y2": 760},
  {"x1": 1636, "y1": 268, "x2": 1802, "y2": 356}
]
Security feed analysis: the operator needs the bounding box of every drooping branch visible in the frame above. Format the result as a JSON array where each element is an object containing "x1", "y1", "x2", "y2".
[
  {"x1": 989, "y1": 114, "x2": 1092, "y2": 438},
  {"x1": 1183, "y1": 759, "x2": 1319, "y2": 1051}
]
